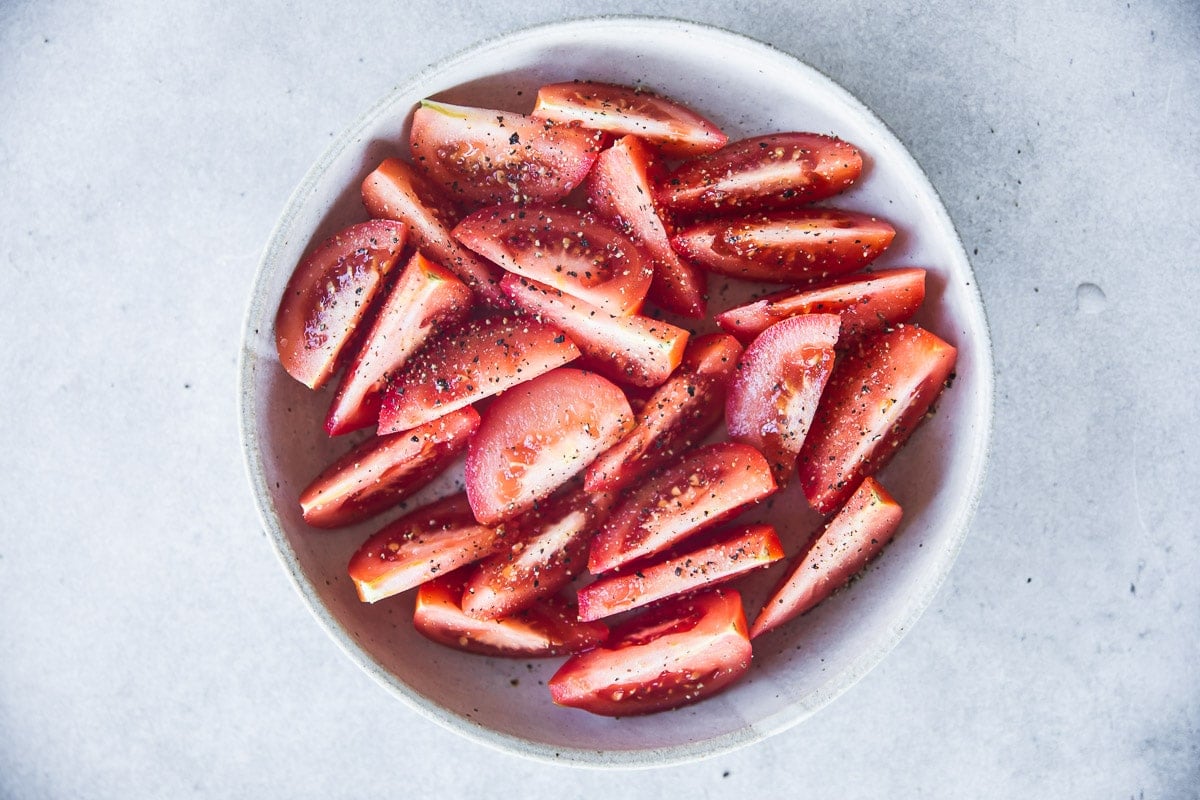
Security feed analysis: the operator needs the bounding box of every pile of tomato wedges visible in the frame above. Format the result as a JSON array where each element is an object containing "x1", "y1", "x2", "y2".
[{"x1": 273, "y1": 81, "x2": 957, "y2": 716}]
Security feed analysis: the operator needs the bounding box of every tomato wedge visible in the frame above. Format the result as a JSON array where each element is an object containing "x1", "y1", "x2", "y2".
[
  {"x1": 533, "y1": 81, "x2": 727, "y2": 157},
  {"x1": 347, "y1": 493, "x2": 504, "y2": 603},
  {"x1": 501, "y1": 274, "x2": 689, "y2": 388},
  {"x1": 464, "y1": 368, "x2": 634, "y2": 525},
  {"x1": 726, "y1": 314, "x2": 840, "y2": 485},
  {"x1": 715, "y1": 267, "x2": 927, "y2": 345},
  {"x1": 588, "y1": 442, "x2": 777, "y2": 574},
  {"x1": 797, "y1": 325, "x2": 957, "y2": 514},
  {"x1": 409, "y1": 100, "x2": 606, "y2": 206},
  {"x1": 275, "y1": 220, "x2": 407, "y2": 389},
  {"x1": 751, "y1": 477, "x2": 902, "y2": 638},
  {"x1": 462, "y1": 485, "x2": 615, "y2": 620},
  {"x1": 658, "y1": 132, "x2": 863, "y2": 215},
  {"x1": 453, "y1": 204, "x2": 653, "y2": 316},
  {"x1": 672, "y1": 209, "x2": 895, "y2": 282},
  {"x1": 361, "y1": 157, "x2": 506, "y2": 305},
  {"x1": 577, "y1": 524, "x2": 783, "y2": 621},
  {"x1": 376, "y1": 314, "x2": 579, "y2": 434},
  {"x1": 415, "y1": 574, "x2": 607, "y2": 658},
  {"x1": 549, "y1": 589, "x2": 752, "y2": 716},
  {"x1": 587, "y1": 135, "x2": 708, "y2": 318},
  {"x1": 300, "y1": 406, "x2": 480, "y2": 529},
  {"x1": 584, "y1": 333, "x2": 742, "y2": 493},
  {"x1": 325, "y1": 252, "x2": 472, "y2": 435}
]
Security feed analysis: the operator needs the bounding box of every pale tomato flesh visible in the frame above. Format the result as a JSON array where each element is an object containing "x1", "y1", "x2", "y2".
[
  {"x1": 464, "y1": 368, "x2": 634, "y2": 525},
  {"x1": 726, "y1": 313, "x2": 841, "y2": 485}
]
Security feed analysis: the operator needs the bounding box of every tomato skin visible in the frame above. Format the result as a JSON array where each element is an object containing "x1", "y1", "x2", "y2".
[
  {"x1": 347, "y1": 494, "x2": 505, "y2": 603},
  {"x1": 548, "y1": 589, "x2": 752, "y2": 716},
  {"x1": 726, "y1": 314, "x2": 841, "y2": 485},
  {"x1": 588, "y1": 441, "x2": 778, "y2": 575},
  {"x1": 324, "y1": 252, "x2": 473, "y2": 436},
  {"x1": 584, "y1": 333, "x2": 742, "y2": 493},
  {"x1": 751, "y1": 477, "x2": 902, "y2": 638},
  {"x1": 453, "y1": 203, "x2": 653, "y2": 316},
  {"x1": 462, "y1": 485, "x2": 615, "y2": 620},
  {"x1": 797, "y1": 325, "x2": 957, "y2": 514},
  {"x1": 463, "y1": 368, "x2": 634, "y2": 525},
  {"x1": 376, "y1": 313, "x2": 580, "y2": 435},
  {"x1": 671, "y1": 209, "x2": 895, "y2": 282},
  {"x1": 715, "y1": 267, "x2": 927, "y2": 345},
  {"x1": 577, "y1": 524, "x2": 783, "y2": 621},
  {"x1": 414, "y1": 574, "x2": 607, "y2": 658},
  {"x1": 587, "y1": 135, "x2": 708, "y2": 318},
  {"x1": 533, "y1": 81, "x2": 727, "y2": 157},
  {"x1": 301, "y1": 406, "x2": 480, "y2": 529},
  {"x1": 501, "y1": 274, "x2": 689, "y2": 388},
  {"x1": 361, "y1": 158, "x2": 506, "y2": 305},
  {"x1": 275, "y1": 220, "x2": 408, "y2": 389},
  {"x1": 409, "y1": 100, "x2": 606, "y2": 206},
  {"x1": 659, "y1": 132, "x2": 862, "y2": 215}
]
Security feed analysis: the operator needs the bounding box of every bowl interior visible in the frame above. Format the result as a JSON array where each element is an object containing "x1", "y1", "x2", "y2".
[{"x1": 240, "y1": 17, "x2": 993, "y2": 766}]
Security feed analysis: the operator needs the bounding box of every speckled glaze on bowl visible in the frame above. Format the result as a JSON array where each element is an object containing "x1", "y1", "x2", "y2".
[{"x1": 239, "y1": 16, "x2": 993, "y2": 768}]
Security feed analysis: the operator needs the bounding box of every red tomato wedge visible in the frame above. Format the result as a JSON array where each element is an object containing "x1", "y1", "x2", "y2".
[
  {"x1": 415, "y1": 574, "x2": 607, "y2": 658},
  {"x1": 347, "y1": 494, "x2": 504, "y2": 603},
  {"x1": 751, "y1": 477, "x2": 902, "y2": 638},
  {"x1": 300, "y1": 406, "x2": 480, "y2": 529},
  {"x1": 376, "y1": 314, "x2": 580, "y2": 434},
  {"x1": 577, "y1": 524, "x2": 783, "y2": 622},
  {"x1": 587, "y1": 135, "x2": 708, "y2": 318},
  {"x1": 584, "y1": 333, "x2": 742, "y2": 493},
  {"x1": 361, "y1": 158, "x2": 506, "y2": 305},
  {"x1": 797, "y1": 325, "x2": 957, "y2": 514},
  {"x1": 453, "y1": 204, "x2": 653, "y2": 316},
  {"x1": 588, "y1": 442, "x2": 778, "y2": 574},
  {"x1": 409, "y1": 100, "x2": 606, "y2": 206},
  {"x1": 501, "y1": 274, "x2": 689, "y2": 388},
  {"x1": 672, "y1": 209, "x2": 895, "y2": 282},
  {"x1": 716, "y1": 267, "x2": 927, "y2": 345},
  {"x1": 549, "y1": 589, "x2": 751, "y2": 716},
  {"x1": 533, "y1": 81, "x2": 726, "y2": 157},
  {"x1": 659, "y1": 132, "x2": 863, "y2": 215},
  {"x1": 726, "y1": 314, "x2": 840, "y2": 485},
  {"x1": 325, "y1": 252, "x2": 472, "y2": 435},
  {"x1": 275, "y1": 220, "x2": 407, "y2": 389},
  {"x1": 462, "y1": 485, "x2": 616, "y2": 620},
  {"x1": 464, "y1": 368, "x2": 634, "y2": 525}
]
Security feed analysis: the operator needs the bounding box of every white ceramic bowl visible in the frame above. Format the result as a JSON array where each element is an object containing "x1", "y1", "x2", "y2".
[{"x1": 239, "y1": 16, "x2": 993, "y2": 767}]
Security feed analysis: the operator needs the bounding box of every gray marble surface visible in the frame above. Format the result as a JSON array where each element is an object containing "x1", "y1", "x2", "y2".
[{"x1": 2, "y1": 1, "x2": 1197, "y2": 797}]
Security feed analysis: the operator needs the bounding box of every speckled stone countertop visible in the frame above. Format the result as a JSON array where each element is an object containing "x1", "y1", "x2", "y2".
[{"x1": 2, "y1": 2, "x2": 1196, "y2": 797}]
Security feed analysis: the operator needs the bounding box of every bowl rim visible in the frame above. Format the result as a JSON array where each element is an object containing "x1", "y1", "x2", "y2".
[{"x1": 238, "y1": 13, "x2": 995, "y2": 769}]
